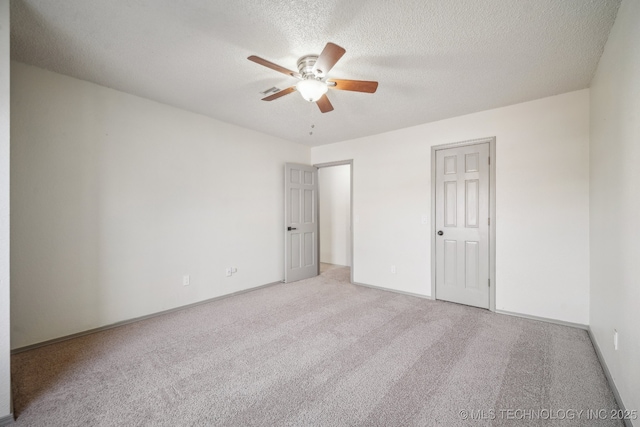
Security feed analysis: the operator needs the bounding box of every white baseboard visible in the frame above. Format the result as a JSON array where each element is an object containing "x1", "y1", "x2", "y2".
[
  {"x1": 352, "y1": 281, "x2": 433, "y2": 300},
  {"x1": 495, "y1": 311, "x2": 633, "y2": 427},
  {"x1": 8, "y1": 280, "x2": 633, "y2": 427},
  {"x1": 11, "y1": 281, "x2": 282, "y2": 354},
  {"x1": 587, "y1": 327, "x2": 635, "y2": 427},
  {"x1": 495, "y1": 309, "x2": 588, "y2": 330}
]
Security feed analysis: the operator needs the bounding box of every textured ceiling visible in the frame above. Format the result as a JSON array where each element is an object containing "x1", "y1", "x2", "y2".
[{"x1": 10, "y1": 0, "x2": 620, "y2": 146}]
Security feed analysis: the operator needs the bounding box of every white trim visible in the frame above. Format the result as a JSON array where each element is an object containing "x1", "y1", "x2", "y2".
[
  {"x1": 587, "y1": 327, "x2": 635, "y2": 427},
  {"x1": 495, "y1": 309, "x2": 588, "y2": 330},
  {"x1": 11, "y1": 281, "x2": 282, "y2": 354},
  {"x1": 430, "y1": 137, "x2": 497, "y2": 311},
  {"x1": 314, "y1": 160, "x2": 352, "y2": 168},
  {"x1": 352, "y1": 282, "x2": 432, "y2": 300},
  {"x1": 0, "y1": 414, "x2": 13, "y2": 426}
]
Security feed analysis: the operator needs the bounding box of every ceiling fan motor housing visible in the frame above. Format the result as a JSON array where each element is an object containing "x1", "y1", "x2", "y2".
[{"x1": 297, "y1": 55, "x2": 321, "y2": 78}]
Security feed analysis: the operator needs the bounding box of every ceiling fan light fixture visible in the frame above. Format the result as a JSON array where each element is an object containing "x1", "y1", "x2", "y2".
[
  {"x1": 249, "y1": 42, "x2": 377, "y2": 113},
  {"x1": 296, "y1": 78, "x2": 328, "y2": 102}
]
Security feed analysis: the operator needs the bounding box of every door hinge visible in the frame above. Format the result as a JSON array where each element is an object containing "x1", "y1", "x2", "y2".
[
  {"x1": 488, "y1": 278, "x2": 490, "y2": 287},
  {"x1": 488, "y1": 157, "x2": 491, "y2": 165},
  {"x1": 488, "y1": 217, "x2": 490, "y2": 226}
]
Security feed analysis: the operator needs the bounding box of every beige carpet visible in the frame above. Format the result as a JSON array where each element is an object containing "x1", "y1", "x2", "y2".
[{"x1": 11, "y1": 265, "x2": 621, "y2": 426}]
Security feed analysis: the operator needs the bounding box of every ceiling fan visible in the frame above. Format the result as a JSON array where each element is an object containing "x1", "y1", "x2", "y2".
[{"x1": 248, "y1": 42, "x2": 378, "y2": 113}]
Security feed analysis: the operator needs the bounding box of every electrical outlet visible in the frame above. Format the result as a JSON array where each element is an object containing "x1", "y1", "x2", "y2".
[
  {"x1": 183, "y1": 275, "x2": 190, "y2": 286},
  {"x1": 421, "y1": 215, "x2": 428, "y2": 224},
  {"x1": 225, "y1": 268, "x2": 232, "y2": 277},
  {"x1": 232, "y1": 267, "x2": 238, "y2": 273},
  {"x1": 391, "y1": 265, "x2": 396, "y2": 274},
  {"x1": 614, "y1": 330, "x2": 618, "y2": 350}
]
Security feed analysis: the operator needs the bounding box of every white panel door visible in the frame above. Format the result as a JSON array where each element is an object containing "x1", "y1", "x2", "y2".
[
  {"x1": 285, "y1": 163, "x2": 319, "y2": 282},
  {"x1": 435, "y1": 143, "x2": 490, "y2": 309}
]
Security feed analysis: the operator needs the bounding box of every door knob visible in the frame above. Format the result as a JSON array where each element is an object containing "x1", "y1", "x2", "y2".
[
  {"x1": 437, "y1": 230, "x2": 443, "y2": 236},
  {"x1": 288, "y1": 226, "x2": 297, "y2": 231}
]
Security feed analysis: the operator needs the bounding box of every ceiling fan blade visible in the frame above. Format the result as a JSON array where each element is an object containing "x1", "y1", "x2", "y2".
[
  {"x1": 313, "y1": 43, "x2": 346, "y2": 76},
  {"x1": 316, "y1": 94, "x2": 334, "y2": 113},
  {"x1": 327, "y1": 79, "x2": 378, "y2": 93},
  {"x1": 262, "y1": 86, "x2": 296, "y2": 101},
  {"x1": 248, "y1": 55, "x2": 301, "y2": 79}
]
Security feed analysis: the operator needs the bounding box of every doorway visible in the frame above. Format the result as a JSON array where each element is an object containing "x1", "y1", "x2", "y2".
[
  {"x1": 316, "y1": 160, "x2": 353, "y2": 283},
  {"x1": 431, "y1": 138, "x2": 496, "y2": 310}
]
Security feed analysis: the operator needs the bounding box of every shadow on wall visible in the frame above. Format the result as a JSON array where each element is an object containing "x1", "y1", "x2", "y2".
[{"x1": 12, "y1": 333, "x2": 102, "y2": 418}]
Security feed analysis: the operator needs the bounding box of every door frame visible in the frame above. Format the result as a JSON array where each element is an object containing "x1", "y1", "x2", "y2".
[
  {"x1": 430, "y1": 137, "x2": 496, "y2": 311},
  {"x1": 313, "y1": 159, "x2": 354, "y2": 284}
]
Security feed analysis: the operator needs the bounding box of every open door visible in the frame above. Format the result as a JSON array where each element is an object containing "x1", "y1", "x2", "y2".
[{"x1": 284, "y1": 163, "x2": 319, "y2": 282}]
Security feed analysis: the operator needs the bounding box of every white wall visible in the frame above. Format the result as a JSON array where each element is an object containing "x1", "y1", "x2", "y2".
[
  {"x1": 0, "y1": 0, "x2": 12, "y2": 420},
  {"x1": 589, "y1": 0, "x2": 640, "y2": 419},
  {"x1": 319, "y1": 165, "x2": 351, "y2": 266},
  {"x1": 312, "y1": 90, "x2": 591, "y2": 325},
  {"x1": 10, "y1": 62, "x2": 310, "y2": 349}
]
